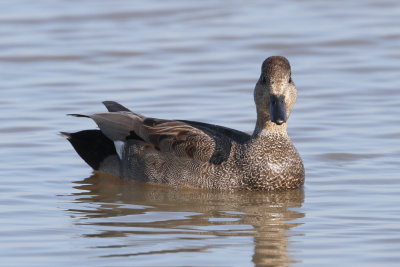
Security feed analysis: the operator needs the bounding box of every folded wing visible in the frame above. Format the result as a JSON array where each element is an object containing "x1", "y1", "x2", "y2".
[{"x1": 83, "y1": 101, "x2": 250, "y2": 164}]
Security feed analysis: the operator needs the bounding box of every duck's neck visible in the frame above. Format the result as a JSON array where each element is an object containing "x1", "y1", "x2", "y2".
[{"x1": 253, "y1": 113, "x2": 288, "y2": 138}]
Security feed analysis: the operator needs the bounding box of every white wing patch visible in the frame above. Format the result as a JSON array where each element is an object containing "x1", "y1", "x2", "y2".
[{"x1": 114, "y1": 141, "x2": 125, "y2": 160}]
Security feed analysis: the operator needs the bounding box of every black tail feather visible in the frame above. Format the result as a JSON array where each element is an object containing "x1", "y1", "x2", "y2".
[
  {"x1": 67, "y1": 114, "x2": 90, "y2": 118},
  {"x1": 62, "y1": 130, "x2": 117, "y2": 170}
]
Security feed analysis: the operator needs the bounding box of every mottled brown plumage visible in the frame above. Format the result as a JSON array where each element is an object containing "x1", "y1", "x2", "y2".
[{"x1": 63, "y1": 56, "x2": 305, "y2": 191}]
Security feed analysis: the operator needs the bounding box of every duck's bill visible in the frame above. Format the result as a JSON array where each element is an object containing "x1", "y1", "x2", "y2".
[{"x1": 269, "y1": 96, "x2": 287, "y2": 125}]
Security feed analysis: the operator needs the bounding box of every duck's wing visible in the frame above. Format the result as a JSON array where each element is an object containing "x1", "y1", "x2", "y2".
[
  {"x1": 178, "y1": 120, "x2": 250, "y2": 145},
  {"x1": 100, "y1": 101, "x2": 250, "y2": 144},
  {"x1": 103, "y1": 101, "x2": 131, "y2": 112},
  {"x1": 102, "y1": 101, "x2": 145, "y2": 119},
  {"x1": 81, "y1": 110, "x2": 249, "y2": 165}
]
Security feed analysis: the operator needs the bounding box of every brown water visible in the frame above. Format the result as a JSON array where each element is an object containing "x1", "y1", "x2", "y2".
[{"x1": 1, "y1": 1, "x2": 400, "y2": 266}]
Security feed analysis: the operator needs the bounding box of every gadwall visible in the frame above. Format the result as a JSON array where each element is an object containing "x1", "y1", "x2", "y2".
[{"x1": 61, "y1": 56, "x2": 304, "y2": 190}]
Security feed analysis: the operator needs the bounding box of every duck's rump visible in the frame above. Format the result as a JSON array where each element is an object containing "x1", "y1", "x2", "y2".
[{"x1": 61, "y1": 130, "x2": 122, "y2": 176}]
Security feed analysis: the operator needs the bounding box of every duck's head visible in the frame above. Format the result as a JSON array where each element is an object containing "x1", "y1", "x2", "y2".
[{"x1": 254, "y1": 56, "x2": 298, "y2": 132}]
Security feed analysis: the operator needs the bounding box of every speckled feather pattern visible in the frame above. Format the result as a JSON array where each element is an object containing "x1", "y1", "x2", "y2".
[{"x1": 117, "y1": 131, "x2": 304, "y2": 191}]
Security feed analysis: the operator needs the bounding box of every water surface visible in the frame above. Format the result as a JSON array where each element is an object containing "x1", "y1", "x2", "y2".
[{"x1": 1, "y1": 0, "x2": 400, "y2": 266}]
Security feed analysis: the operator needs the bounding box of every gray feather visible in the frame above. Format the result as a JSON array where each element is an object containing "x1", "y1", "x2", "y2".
[
  {"x1": 90, "y1": 112, "x2": 141, "y2": 141},
  {"x1": 103, "y1": 101, "x2": 131, "y2": 112}
]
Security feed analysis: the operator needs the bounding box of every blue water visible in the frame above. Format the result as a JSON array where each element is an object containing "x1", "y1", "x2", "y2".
[{"x1": 1, "y1": 0, "x2": 400, "y2": 266}]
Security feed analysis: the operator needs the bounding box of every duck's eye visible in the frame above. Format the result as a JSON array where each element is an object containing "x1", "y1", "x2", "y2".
[{"x1": 288, "y1": 77, "x2": 292, "y2": 83}]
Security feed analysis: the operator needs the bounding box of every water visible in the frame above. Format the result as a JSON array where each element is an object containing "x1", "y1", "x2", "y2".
[{"x1": 1, "y1": 0, "x2": 399, "y2": 266}]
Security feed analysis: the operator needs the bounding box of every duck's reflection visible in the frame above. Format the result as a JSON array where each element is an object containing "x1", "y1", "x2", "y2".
[{"x1": 70, "y1": 172, "x2": 305, "y2": 266}]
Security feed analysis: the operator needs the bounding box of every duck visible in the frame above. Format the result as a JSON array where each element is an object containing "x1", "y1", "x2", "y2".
[{"x1": 61, "y1": 56, "x2": 305, "y2": 191}]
